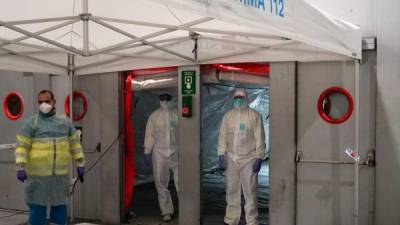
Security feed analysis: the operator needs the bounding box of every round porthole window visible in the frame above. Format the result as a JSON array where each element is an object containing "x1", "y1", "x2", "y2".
[
  {"x1": 3, "y1": 92, "x2": 24, "y2": 120},
  {"x1": 317, "y1": 87, "x2": 354, "y2": 124},
  {"x1": 64, "y1": 91, "x2": 88, "y2": 121}
]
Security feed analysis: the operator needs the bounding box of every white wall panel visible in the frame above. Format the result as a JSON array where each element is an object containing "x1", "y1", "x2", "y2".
[{"x1": 375, "y1": 0, "x2": 400, "y2": 224}]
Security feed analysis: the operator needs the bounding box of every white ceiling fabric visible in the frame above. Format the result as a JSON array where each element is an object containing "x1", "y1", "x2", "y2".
[{"x1": 0, "y1": 0, "x2": 361, "y2": 75}]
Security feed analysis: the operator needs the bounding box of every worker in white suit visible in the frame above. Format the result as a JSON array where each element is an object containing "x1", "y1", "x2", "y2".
[
  {"x1": 144, "y1": 93, "x2": 178, "y2": 222},
  {"x1": 218, "y1": 88, "x2": 265, "y2": 225}
]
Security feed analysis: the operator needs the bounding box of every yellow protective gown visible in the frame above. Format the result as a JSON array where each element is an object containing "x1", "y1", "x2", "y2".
[{"x1": 15, "y1": 111, "x2": 85, "y2": 206}]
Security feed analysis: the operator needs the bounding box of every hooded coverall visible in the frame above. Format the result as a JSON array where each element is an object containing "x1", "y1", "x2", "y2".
[
  {"x1": 144, "y1": 107, "x2": 179, "y2": 216},
  {"x1": 218, "y1": 90, "x2": 265, "y2": 225}
]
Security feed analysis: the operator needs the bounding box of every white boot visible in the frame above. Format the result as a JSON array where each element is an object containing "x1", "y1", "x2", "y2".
[{"x1": 162, "y1": 214, "x2": 171, "y2": 222}]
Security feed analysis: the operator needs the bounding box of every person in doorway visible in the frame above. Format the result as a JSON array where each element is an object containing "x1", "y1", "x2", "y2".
[
  {"x1": 15, "y1": 90, "x2": 85, "y2": 225},
  {"x1": 218, "y1": 88, "x2": 265, "y2": 225},
  {"x1": 144, "y1": 93, "x2": 179, "y2": 222}
]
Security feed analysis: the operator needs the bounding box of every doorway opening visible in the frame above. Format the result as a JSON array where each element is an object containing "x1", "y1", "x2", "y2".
[
  {"x1": 200, "y1": 64, "x2": 269, "y2": 225},
  {"x1": 128, "y1": 68, "x2": 179, "y2": 225}
]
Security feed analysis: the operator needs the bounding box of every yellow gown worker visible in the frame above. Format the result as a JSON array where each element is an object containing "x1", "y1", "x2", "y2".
[{"x1": 15, "y1": 90, "x2": 85, "y2": 225}]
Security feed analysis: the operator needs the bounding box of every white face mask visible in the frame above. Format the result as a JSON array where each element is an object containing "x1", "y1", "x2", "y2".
[
  {"x1": 160, "y1": 100, "x2": 170, "y2": 110},
  {"x1": 39, "y1": 103, "x2": 53, "y2": 114}
]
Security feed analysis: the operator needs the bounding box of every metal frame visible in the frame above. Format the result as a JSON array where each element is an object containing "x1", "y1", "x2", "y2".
[
  {"x1": 67, "y1": 53, "x2": 75, "y2": 222},
  {"x1": 0, "y1": 1, "x2": 290, "y2": 73},
  {"x1": 354, "y1": 60, "x2": 360, "y2": 225},
  {"x1": 75, "y1": 36, "x2": 192, "y2": 73},
  {"x1": 0, "y1": 18, "x2": 80, "y2": 49},
  {"x1": 4, "y1": 16, "x2": 80, "y2": 25},
  {"x1": 89, "y1": 17, "x2": 213, "y2": 61},
  {"x1": 0, "y1": 20, "x2": 84, "y2": 55}
]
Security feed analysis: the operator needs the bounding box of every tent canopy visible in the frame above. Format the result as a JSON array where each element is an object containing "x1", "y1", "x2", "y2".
[{"x1": 0, "y1": 0, "x2": 361, "y2": 75}]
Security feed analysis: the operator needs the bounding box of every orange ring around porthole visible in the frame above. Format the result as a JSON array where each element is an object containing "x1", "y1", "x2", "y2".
[
  {"x1": 64, "y1": 91, "x2": 88, "y2": 121},
  {"x1": 3, "y1": 92, "x2": 24, "y2": 121},
  {"x1": 317, "y1": 87, "x2": 354, "y2": 124}
]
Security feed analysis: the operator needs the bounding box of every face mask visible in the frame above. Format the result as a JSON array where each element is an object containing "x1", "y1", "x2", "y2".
[
  {"x1": 39, "y1": 103, "x2": 52, "y2": 114},
  {"x1": 160, "y1": 100, "x2": 170, "y2": 110},
  {"x1": 233, "y1": 98, "x2": 245, "y2": 108}
]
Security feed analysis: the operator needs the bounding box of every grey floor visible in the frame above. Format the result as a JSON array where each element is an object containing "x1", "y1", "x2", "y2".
[
  {"x1": 129, "y1": 182, "x2": 179, "y2": 225},
  {"x1": 0, "y1": 165, "x2": 268, "y2": 225},
  {"x1": 0, "y1": 210, "x2": 28, "y2": 225},
  {"x1": 202, "y1": 172, "x2": 268, "y2": 225},
  {"x1": 130, "y1": 165, "x2": 268, "y2": 225}
]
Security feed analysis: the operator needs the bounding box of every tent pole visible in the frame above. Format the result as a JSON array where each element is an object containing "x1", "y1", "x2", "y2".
[
  {"x1": 0, "y1": 19, "x2": 80, "y2": 49},
  {"x1": 183, "y1": 27, "x2": 285, "y2": 40},
  {"x1": 91, "y1": 19, "x2": 195, "y2": 62},
  {"x1": 75, "y1": 37, "x2": 191, "y2": 72},
  {"x1": 90, "y1": 17, "x2": 212, "y2": 60},
  {"x1": 4, "y1": 16, "x2": 79, "y2": 25},
  {"x1": 200, "y1": 40, "x2": 298, "y2": 63},
  {"x1": 354, "y1": 60, "x2": 360, "y2": 225},
  {"x1": 202, "y1": 35, "x2": 296, "y2": 49},
  {"x1": 68, "y1": 54, "x2": 75, "y2": 222},
  {"x1": 92, "y1": 16, "x2": 285, "y2": 41},
  {"x1": 93, "y1": 16, "x2": 175, "y2": 29},
  {"x1": 0, "y1": 20, "x2": 84, "y2": 55},
  {"x1": 89, "y1": 25, "x2": 178, "y2": 55},
  {"x1": 115, "y1": 36, "x2": 189, "y2": 51},
  {"x1": 82, "y1": 0, "x2": 90, "y2": 56}
]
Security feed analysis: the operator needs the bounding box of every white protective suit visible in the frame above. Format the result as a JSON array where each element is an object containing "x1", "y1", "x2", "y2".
[
  {"x1": 218, "y1": 89, "x2": 265, "y2": 225},
  {"x1": 144, "y1": 102, "x2": 179, "y2": 216}
]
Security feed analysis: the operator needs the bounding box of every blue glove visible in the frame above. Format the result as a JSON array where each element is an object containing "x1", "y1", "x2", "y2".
[
  {"x1": 17, "y1": 170, "x2": 27, "y2": 183},
  {"x1": 218, "y1": 155, "x2": 226, "y2": 170},
  {"x1": 252, "y1": 159, "x2": 262, "y2": 173},
  {"x1": 77, "y1": 167, "x2": 85, "y2": 183},
  {"x1": 77, "y1": 167, "x2": 85, "y2": 176},
  {"x1": 144, "y1": 153, "x2": 152, "y2": 167}
]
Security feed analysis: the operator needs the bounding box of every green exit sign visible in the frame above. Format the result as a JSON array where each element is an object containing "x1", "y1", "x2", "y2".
[{"x1": 182, "y1": 70, "x2": 196, "y2": 95}]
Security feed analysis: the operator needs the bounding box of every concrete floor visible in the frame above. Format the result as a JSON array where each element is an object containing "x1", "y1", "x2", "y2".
[
  {"x1": 130, "y1": 169, "x2": 268, "y2": 225},
  {"x1": 1, "y1": 168, "x2": 267, "y2": 225},
  {"x1": 0, "y1": 211, "x2": 28, "y2": 225}
]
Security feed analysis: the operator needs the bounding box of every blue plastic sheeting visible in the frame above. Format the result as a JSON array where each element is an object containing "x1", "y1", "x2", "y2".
[
  {"x1": 131, "y1": 85, "x2": 270, "y2": 184},
  {"x1": 131, "y1": 85, "x2": 269, "y2": 223}
]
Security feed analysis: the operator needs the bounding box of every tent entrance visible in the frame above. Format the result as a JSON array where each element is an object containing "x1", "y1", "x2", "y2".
[
  {"x1": 200, "y1": 64, "x2": 269, "y2": 225},
  {"x1": 129, "y1": 68, "x2": 179, "y2": 224}
]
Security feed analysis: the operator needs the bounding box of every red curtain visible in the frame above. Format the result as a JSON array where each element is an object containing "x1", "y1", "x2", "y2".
[
  {"x1": 130, "y1": 66, "x2": 177, "y2": 77},
  {"x1": 212, "y1": 63, "x2": 270, "y2": 76},
  {"x1": 124, "y1": 73, "x2": 135, "y2": 212}
]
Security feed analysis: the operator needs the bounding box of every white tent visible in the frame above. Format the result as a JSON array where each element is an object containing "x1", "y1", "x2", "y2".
[{"x1": 0, "y1": 0, "x2": 361, "y2": 76}]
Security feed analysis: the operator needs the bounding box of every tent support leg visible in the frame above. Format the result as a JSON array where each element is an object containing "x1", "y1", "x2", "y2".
[
  {"x1": 68, "y1": 53, "x2": 75, "y2": 222},
  {"x1": 354, "y1": 60, "x2": 360, "y2": 225}
]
